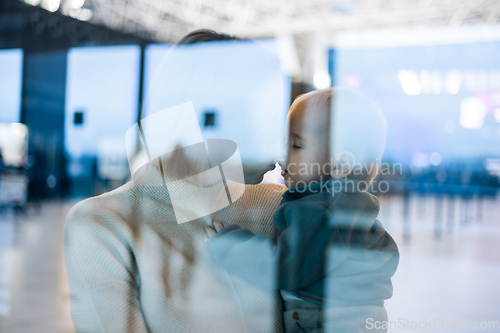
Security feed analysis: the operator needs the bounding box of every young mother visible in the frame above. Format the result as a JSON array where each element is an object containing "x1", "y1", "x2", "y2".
[{"x1": 64, "y1": 30, "x2": 287, "y2": 333}]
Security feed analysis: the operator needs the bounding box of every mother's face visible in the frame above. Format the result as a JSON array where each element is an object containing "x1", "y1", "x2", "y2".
[{"x1": 141, "y1": 41, "x2": 287, "y2": 184}]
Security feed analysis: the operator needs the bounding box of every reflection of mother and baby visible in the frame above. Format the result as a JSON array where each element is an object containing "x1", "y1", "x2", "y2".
[{"x1": 64, "y1": 30, "x2": 399, "y2": 333}]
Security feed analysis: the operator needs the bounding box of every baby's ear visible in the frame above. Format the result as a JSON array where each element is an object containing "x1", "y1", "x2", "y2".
[{"x1": 331, "y1": 151, "x2": 355, "y2": 178}]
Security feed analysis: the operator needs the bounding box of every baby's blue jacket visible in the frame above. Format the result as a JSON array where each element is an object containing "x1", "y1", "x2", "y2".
[{"x1": 205, "y1": 179, "x2": 399, "y2": 306}]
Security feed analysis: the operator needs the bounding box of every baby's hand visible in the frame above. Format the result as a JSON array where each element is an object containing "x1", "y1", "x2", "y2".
[{"x1": 203, "y1": 220, "x2": 228, "y2": 241}]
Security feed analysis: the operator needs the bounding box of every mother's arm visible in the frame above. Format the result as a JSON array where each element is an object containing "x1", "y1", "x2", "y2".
[{"x1": 64, "y1": 199, "x2": 148, "y2": 333}]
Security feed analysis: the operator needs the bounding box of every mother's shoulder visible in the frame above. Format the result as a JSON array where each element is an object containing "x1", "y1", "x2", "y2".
[
  {"x1": 239, "y1": 181, "x2": 287, "y2": 196},
  {"x1": 65, "y1": 180, "x2": 143, "y2": 230}
]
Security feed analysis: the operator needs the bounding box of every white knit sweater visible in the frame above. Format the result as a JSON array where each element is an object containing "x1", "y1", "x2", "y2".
[{"x1": 64, "y1": 162, "x2": 286, "y2": 333}]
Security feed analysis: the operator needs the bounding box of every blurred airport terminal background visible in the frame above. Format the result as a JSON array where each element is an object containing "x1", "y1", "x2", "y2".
[{"x1": 1, "y1": 0, "x2": 500, "y2": 332}]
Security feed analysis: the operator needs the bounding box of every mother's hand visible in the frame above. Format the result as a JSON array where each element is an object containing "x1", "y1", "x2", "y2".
[{"x1": 203, "y1": 220, "x2": 228, "y2": 241}]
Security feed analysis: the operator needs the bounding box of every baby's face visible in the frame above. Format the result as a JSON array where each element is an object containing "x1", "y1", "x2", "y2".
[{"x1": 282, "y1": 105, "x2": 331, "y2": 188}]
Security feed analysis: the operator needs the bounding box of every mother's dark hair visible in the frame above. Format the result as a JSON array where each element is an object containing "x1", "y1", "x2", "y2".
[{"x1": 176, "y1": 29, "x2": 242, "y2": 45}]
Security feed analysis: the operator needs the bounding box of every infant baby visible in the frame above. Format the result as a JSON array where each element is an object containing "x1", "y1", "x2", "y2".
[{"x1": 204, "y1": 88, "x2": 399, "y2": 333}]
